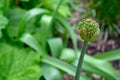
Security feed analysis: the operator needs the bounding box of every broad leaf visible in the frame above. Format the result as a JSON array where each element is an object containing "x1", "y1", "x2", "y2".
[
  {"x1": 48, "y1": 38, "x2": 63, "y2": 58},
  {"x1": 41, "y1": 64, "x2": 62, "y2": 80},
  {"x1": 0, "y1": 43, "x2": 42, "y2": 80},
  {"x1": 20, "y1": 33, "x2": 43, "y2": 53}
]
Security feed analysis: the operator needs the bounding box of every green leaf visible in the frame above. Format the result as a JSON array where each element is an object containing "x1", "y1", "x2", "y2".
[
  {"x1": 56, "y1": 15, "x2": 78, "y2": 56},
  {"x1": 41, "y1": 64, "x2": 62, "y2": 80},
  {"x1": 83, "y1": 55, "x2": 120, "y2": 80},
  {"x1": 18, "y1": 8, "x2": 50, "y2": 37},
  {"x1": 94, "y1": 49, "x2": 120, "y2": 61},
  {"x1": 42, "y1": 55, "x2": 91, "y2": 80},
  {"x1": 38, "y1": 15, "x2": 52, "y2": 49},
  {"x1": 6, "y1": 7, "x2": 26, "y2": 38},
  {"x1": 60, "y1": 48, "x2": 75, "y2": 62},
  {"x1": 48, "y1": 38, "x2": 63, "y2": 58},
  {"x1": 43, "y1": 0, "x2": 71, "y2": 17},
  {"x1": 20, "y1": 33, "x2": 43, "y2": 53},
  {"x1": 20, "y1": 33, "x2": 91, "y2": 80},
  {"x1": 69, "y1": 49, "x2": 120, "y2": 80},
  {"x1": 0, "y1": 43, "x2": 42, "y2": 80},
  {"x1": 0, "y1": 14, "x2": 8, "y2": 38},
  {"x1": 19, "y1": 0, "x2": 29, "y2": 2},
  {"x1": 0, "y1": 0, "x2": 4, "y2": 8}
]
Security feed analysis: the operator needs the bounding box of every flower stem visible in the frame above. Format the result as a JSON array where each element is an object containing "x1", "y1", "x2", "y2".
[
  {"x1": 51, "y1": 0, "x2": 63, "y2": 23},
  {"x1": 75, "y1": 41, "x2": 88, "y2": 80}
]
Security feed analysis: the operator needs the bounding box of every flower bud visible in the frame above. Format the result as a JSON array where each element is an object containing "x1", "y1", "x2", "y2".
[{"x1": 78, "y1": 19, "x2": 100, "y2": 42}]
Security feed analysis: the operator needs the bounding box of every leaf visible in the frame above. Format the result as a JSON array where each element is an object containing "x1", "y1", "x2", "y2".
[
  {"x1": 0, "y1": 0, "x2": 4, "y2": 8},
  {"x1": 83, "y1": 55, "x2": 120, "y2": 80},
  {"x1": 20, "y1": 33, "x2": 91, "y2": 80},
  {"x1": 94, "y1": 49, "x2": 120, "y2": 61},
  {"x1": 19, "y1": 0, "x2": 29, "y2": 2},
  {"x1": 69, "y1": 49, "x2": 120, "y2": 80},
  {"x1": 56, "y1": 15, "x2": 78, "y2": 56},
  {"x1": 0, "y1": 14, "x2": 8, "y2": 38},
  {"x1": 18, "y1": 8, "x2": 50, "y2": 37},
  {"x1": 48, "y1": 38, "x2": 63, "y2": 58},
  {"x1": 42, "y1": 55, "x2": 91, "y2": 80},
  {"x1": 37, "y1": 15, "x2": 52, "y2": 49},
  {"x1": 0, "y1": 43, "x2": 42, "y2": 80},
  {"x1": 41, "y1": 64, "x2": 62, "y2": 80},
  {"x1": 60, "y1": 48, "x2": 75, "y2": 62},
  {"x1": 20, "y1": 33, "x2": 43, "y2": 53},
  {"x1": 6, "y1": 7, "x2": 26, "y2": 38},
  {"x1": 43, "y1": 0, "x2": 71, "y2": 17}
]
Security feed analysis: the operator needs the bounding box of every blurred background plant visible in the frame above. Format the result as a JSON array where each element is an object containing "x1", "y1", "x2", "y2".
[
  {"x1": 0, "y1": 0, "x2": 120, "y2": 80},
  {"x1": 85, "y1": 0, "x2": 120, "y2": 39}
]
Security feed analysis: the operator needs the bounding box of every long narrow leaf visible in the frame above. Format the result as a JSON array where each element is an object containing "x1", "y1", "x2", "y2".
[
  {"x1": 56, "y1": 15, "x2": 78, "y2": 55},
  {"x1": 42, "y1": 55, "x2": 91, "y2": 80},
  {"x1": 94, "y1": 49, "x2": 120, "y2": 61},
  {"x1": 20, "y1": 33, "x2": 90, "y2": 80},
  {"x1": 84, "y1": 55, "x2": 120, "y2": 80}
]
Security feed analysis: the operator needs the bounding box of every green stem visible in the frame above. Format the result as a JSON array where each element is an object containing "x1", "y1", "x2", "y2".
[
  {"x1": 75, "y1": 41, "x2": 88, "y2": 80},
  {"x1": 51, "y1": 0, "x2": 63, "y2": 25}
]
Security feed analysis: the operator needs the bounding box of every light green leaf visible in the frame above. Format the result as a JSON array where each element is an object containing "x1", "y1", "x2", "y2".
[
  {"x1": 0, "y1": 14, "x2": 8, "y2": 38},
  {"x1": 48, "y1": 38, "x2": 63, "y2": 58},
  {"x1": 60, "y1": 48, "x2": 75, "y2": 62},
  {"x1": 0, "y1": 43, "x2": 42, "y2": 80},
  {"x1": 42, "y1": 55, "x2": 91, "y2": 80},
  {"x1": 43, "y1": 0, "x2": 71, "y2": 17},
  {"x1": 83, "y1": 55, "x2": 120, "y2": 80},
  {"x1": 20, "y1": 33, "x2": 91, "y2": 80},
  {"x1": 94, "y1": 49, "x2": 120, "y2": 61},
  {"x1": 42, "y1": 64, "x2": 62, "y2": 80},
  {"x1": 68, "y1": 49, "x2": 120, "y2": 80},
  {"x1": 20, "y1": 33, "x2": 43, "y2": 53},
  {"x1": 38, "y1": 15, "x2": 52, "y2": 49}
]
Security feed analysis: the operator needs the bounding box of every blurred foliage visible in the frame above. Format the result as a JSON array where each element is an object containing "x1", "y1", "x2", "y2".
[
  {"x1": 0, "y1": 0, "x2": 120, "y2": 80},
  {"x1": 86, "y1": 0, "x2": 120, "y2": 37}
]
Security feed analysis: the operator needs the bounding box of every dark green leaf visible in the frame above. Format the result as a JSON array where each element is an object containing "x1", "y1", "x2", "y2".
[
  {"x1": 6, "y1": 7, "x2": 26, "y2": 38},
  {"x1": 0, "y1": 14, "x2": 8, "y2": 38},
  {"x1": 18, "y1": 8, "x2": 50, "y2": 37}
]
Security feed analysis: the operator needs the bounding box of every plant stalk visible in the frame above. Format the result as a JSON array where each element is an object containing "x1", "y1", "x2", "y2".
[
  {"x1": 75, "y1": 41, "x2": 88, "y2": 80},
  {"x1": 51, "y1": 0, "x2": 63, "y2": 25}
]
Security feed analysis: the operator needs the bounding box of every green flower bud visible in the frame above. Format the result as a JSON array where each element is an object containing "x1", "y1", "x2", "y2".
[{"x1": 78, "y1": 19, "x2": 100, "y2": 42}]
